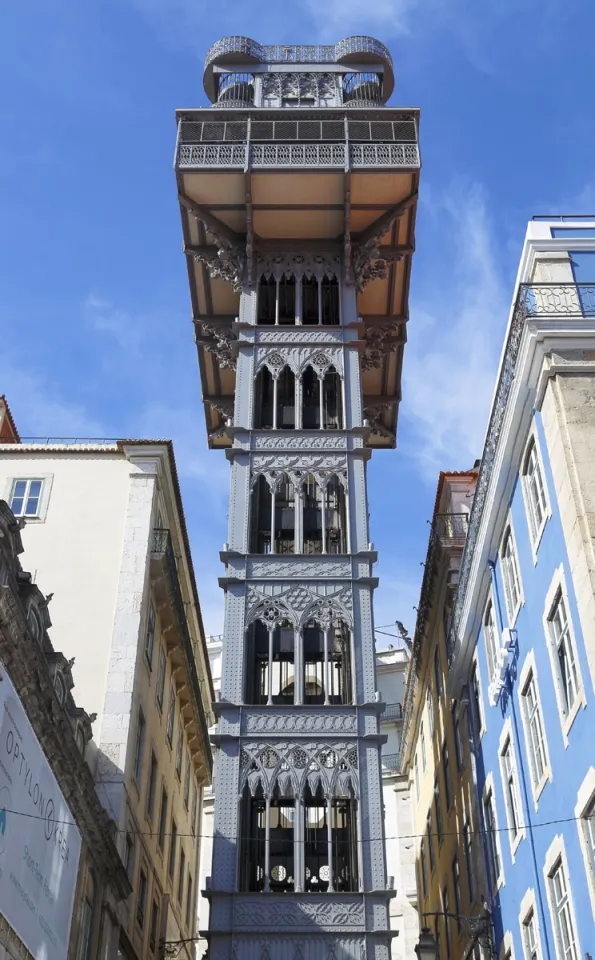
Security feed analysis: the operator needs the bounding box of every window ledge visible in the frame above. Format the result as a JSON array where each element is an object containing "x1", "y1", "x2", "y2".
[
  {"x1": 529, "y1": 513, "x2": 550, "y2": 565},
  {"x1": 561, "y1": 692, "x2": 586, "y2": 743}
]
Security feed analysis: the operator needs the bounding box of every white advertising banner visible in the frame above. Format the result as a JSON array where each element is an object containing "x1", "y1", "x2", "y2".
[{"x1": 0, "y1": 662, "x2": 82, "y2": 959}]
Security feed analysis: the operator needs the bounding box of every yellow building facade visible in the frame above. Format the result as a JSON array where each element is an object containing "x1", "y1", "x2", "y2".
[{"x1": 400, "y1": 470, "x2": 491, "y2": 959}]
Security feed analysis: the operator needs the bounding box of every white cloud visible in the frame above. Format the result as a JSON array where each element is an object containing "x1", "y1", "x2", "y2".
[
  {"x1": 84, "y1": 294, "x2": 144, "y2": 354},
  {"x1": 0, "y1": 365, "x2": 106, "y2": 440},
  {"x1": 296, "y1": 0, "x2": 417, "y2": 37},
  {"x1": 402, "y1": 180, "x2": 509, "y2": 477}
]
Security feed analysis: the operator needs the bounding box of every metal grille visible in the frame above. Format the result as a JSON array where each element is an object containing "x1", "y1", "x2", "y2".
[
  {"x1": 348, "y1": 119, "x2": 417, "y2": 142},
  {"x1": 179, "y1": 117, "x2": 416, "y2": 145},
  {"x1": 179, "y1": 121, "x2": 249, "y2": 143},
  {"x1": 178, "y1": 143, "x2": 247, "y2": 167},
  {"x1": 217, "y1": 73, "x2": 255, "y2": 106},
  {"x1": 343, "y1": 73, "x2": 382, "y2": 105},
  {"x1": 204, "y1": 36, "x2": 392, "y2": 69},
  {"x1": 350, "y1": 143, "x2": 420, "y2": 167},
  {"x1": 250, "y1": 143, "x2": 346, "y2": 167}
]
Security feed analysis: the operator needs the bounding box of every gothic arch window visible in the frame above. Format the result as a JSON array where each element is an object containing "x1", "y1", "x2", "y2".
[
  {"x1": 325, "y1": 476, "x2": 347, "y2": 554},
  {"x1": 250, "y1": 476, "x2": 272, "y2": 553},
  {"x1": 27, "y1": 604, "x2": 43, "y2": 644},
  {"x1": 245, "y1": 620, "x2": 295, "y2": 705},
  {"x1": 302, "y1": 366, "x2": 320, "y2": 429},
  {"x1": 303, "y1": 619, "x2": 352, "y2": 705},
  {"x1": 304, "y1": 783, "x2": 358, "y2": 893},
  {"x1": 274, "y1": 475, "x2": 295, "y2": 554},
  {"x1": 302, "y1": 475, "x2": 323, "y2": 554},
  {"x1": 239, "y1": 783, "x2": 295, "y2": 893},
  {"x1": 323, "y1": 367, "x2": 343, "y2": 429},
  {"x1": 321, "y1": 275, "x2": 339, "y2": 325},
  {"x1": 302, "y1": 276, "x2": 319, "y2": 324},
  {"x1": 257, "y1": 275, "x2": 296, "y2": 325},
  {"x1": 254, "y1": 368, "x2": 274, "y2": 428},
  {"x1": 276, "y1": 366, "x2": 295, "y2": 430}
]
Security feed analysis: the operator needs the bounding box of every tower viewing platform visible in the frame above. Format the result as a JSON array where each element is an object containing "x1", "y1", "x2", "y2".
[{"x1": 175, "y1": 35, "x2": 420, "y2": 450}]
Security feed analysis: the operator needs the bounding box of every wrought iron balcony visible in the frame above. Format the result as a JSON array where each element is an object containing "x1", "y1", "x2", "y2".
[
  {"x1": 151, "y1": 528, "x2": 212, "y2": 770},
  {"x1": 381, "y1": 753, "x2": 400, "y2": 774},
  {"x1": 434, "y1": 512, "x2": 469, "y2": 542},
  {"x1": 380, "y1": 702, "x2": 403, "y2": 721},
  {"x1": 176, "y1": 114, "x2": 420, "y2": 171},
  {"x1": 517, "y1": 282, "x2": 595, "y2": 316}
]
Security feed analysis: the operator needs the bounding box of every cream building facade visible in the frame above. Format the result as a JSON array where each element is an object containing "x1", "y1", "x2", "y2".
[
  {"x1": 376, "y1": 645, "x2": 418, "y2": 960},
  {"x1": 0, "y1": 438, "x2": 214, "y2": 959}
]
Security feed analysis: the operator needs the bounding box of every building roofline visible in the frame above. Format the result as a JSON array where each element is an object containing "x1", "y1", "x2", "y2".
[{"x1": 0, "y1": 395, "x2": 20, "y2": 444}]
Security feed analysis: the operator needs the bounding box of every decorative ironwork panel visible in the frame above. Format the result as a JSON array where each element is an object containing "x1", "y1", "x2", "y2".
[
  {"x1": 251, "y1": 143, "x2": 346, "y2": 167},
  {"x1": 350, "y1": 143, "x2": 420, "y2": 168},
  {"x1": 178, "y1": 143, "x2": 247, "y2": 168}
]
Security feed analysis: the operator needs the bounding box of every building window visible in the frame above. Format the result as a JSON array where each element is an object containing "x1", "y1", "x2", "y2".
[
  {"x1": 548, "y1": 588, "x2": 581, "y2": 717},
  {"x1": 426, "y1": 813, "x2": 434, "y2": 872},
  {"x1": 548, "y1": 859, "x2": 579, "y2": 960},
  {"x1": 158, "y1": 788, "x2": 168, "y2": 851},
  {"x1": 434, "y1": 778, "x2": 443, "y2": 845},
  {"x1": 166, "y1": 682, "x2": 175, "y2": 746},
  {"x1": 177, "y1": 847, "x2": 186, "y2": 905},
  {"x1": 484, "y1": 786, "x2": 501, "y2": 890},
  {"x1": 421, "y1": 722, "x2": 427, "y2": 772},
  {"x1": 176, "y1": 727, "x2": 184, "y2": 780},
  {"x1": 442, "y1": 741, "x2": 452, "y2": 810},
  {"x1": 463, "y1": 817, "x2": 475, "y2": 904},
  {"x1": 149, "y1": 898, "x2": 160, "y2": 954},
  {"x1": 156, "y1": 647, "x2": 166, "y2": 711},
  {"x1": 434, "y1": 646, "x2": 443, "y2": 698},
  {"x1": 522, "y1": 909, "x2": 540, "y2": 960},
  {"x1": 137, "y1": 868, "x2": 147, "y2": 929},
  {"x1": 520, "y1": 669, "x2": 549, "y2": 793},
  {"x1": 581, "y1": 796, "x2": 595, "y2": 901},
  {"x1": 133, "y1": 709, "x2": 145, "y2": 783},
  {"x1": 145, "y1": 601, "x2": 156, "y2": 670},
  {"x1": 414, "y1": 753, "x2": 420, "y2": 802},
  {"x1": 501, "y1": 525, "x2": 522, "y2": 623},
  {"x1": 9, "y1": 478, "x2": 43, "y2": 518},
  {"x1": 420, "y1": 837, "x2": 427, "y2": 898},
  {"x1": 54, "y1": 672, "x2": 66, "y2": 706},
  {"x1": 453, "y1": 703, "x2": 463, "y2": 771},
  {"x1": 442, "y1": 885, "x2": 452, "y2": 960},
  {"x1": 186, "y1": 873, "x2": 193, "y2": 929},
  {"x1": 191, "y1": 783, "x2": 198, "y2": 836},
  {"x1": 76, "y1": 870, "x2": 96, "y2": 960},
  {"x1": 184, "y1": 752, "x2": 191, "y2": 809},
  {"x1": 28, "y1": 605, "x2": 43, "y2": 644},
  {"x1": 522, "y1": 437, "x2": 549, "y2": 546},
  {"x1": 484, "y1": 599, "x2": 499, "y2": 681},
  {"x1": 500, "y1": 734, "x2": 522, "y2": 847},
  {"x1": 452, "y1": 856, "x2": 462, "y2": 928},
  {"x1": 426, "y1": 687, "x2": 434, "y2": 737},
  {"x1": 146, "y1": 751, "x2": 157, "y2": 822},
  {"x1": 125, "y1": 830, "x2": 135, "y2": 880},
  {"x1": 168, "y1": 820, "x2": 178, "y2": 882},
  {"x1": 469, "y1": 662, "x2": 484, "y2": 740}
]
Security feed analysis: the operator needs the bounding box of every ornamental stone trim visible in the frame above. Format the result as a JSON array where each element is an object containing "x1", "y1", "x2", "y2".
[{"x1": 232, "y1": 897, "x2": 365, "y2": 929}]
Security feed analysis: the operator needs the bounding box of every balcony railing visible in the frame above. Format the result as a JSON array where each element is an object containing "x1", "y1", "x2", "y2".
[
  {"x1": 434, "y1": 512, "x2": 469, "y2": 541},
  {"x1": 381, "y1": 754, "x2": 400, "y2": 773},
  {"x1": 151, "y1": 529, "x2": 212, "y2": 770},
  {"x1": 176, "y1": 116, "x2": 420, "y2": 171},
  {"x1": 380, "y1": 702, "x2": 403, "y2": 721},
  {"x1": 518, "y1": 282, "x2": 595, "y2": 316}
]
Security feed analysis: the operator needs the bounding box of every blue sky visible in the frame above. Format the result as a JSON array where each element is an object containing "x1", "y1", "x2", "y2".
[{"x1": 1, "y1": 0, "x2": 594, "y2": 642}]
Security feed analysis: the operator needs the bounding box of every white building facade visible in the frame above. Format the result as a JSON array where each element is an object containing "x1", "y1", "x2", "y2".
[
  {"x1": 0, "y1": 440, "x2": 213, "y2": 960},
  {"x1": 175, "y1": 34, "x2": 421, "y2": 960}
]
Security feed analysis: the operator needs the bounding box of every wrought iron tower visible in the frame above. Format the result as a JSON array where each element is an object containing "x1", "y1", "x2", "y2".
[{"x1": 174, "y1": 36, "x2": 421, "y2": 960}]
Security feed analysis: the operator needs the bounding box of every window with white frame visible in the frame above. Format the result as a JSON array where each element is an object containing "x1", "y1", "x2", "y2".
[
  {"x1": 469, "y1": 662, "x2": 484, "y2": 740},
  {"x1": 501, "y1": 525, "x2": 522, "y2": 622},
  {"x1": 522, "y1": 437, "x2": 549, "y2": 546},
  {"x1": 520, "y1": 669, "x2": 549, "y2": 792},
  {"x1": 582, "y1": 796, "x2": 595, "y2": 893},
  {"x1": 484, "y1": 599, "x2": 499, "y2": 681},
  {"x1": 500, "y1": 735, "x2": 522, "y2": 844},
  {"x1": 414, "y1": 753, "x2": 420, "y2": 801},
  {"x1": 548, "y1": 858, "x2": 579, "y2": 960},
  {"x1": 426, "y1": 686, "x2": 434, "y2": 738},
  {"x1": 484, "y1": 785, "x2": 501, "y2": 890},
  {"x1": 9, "y1": 478, "x2": 44, "y2": 518},
  {"x1": 522, "y1": 909, "x2": 540, "y2": 960},
  {"x1": 421, "y1": 722, "x2": 427, "y2": 772},
  {"x1": 156, "y1": 647, "x2": 166, "y2": 711},
  {"x1": 548, "y1": 589, "x2": 581, "y2": 716},
  {"x1": 463, "y1": 816, "x2": 475, "y2": 904}
]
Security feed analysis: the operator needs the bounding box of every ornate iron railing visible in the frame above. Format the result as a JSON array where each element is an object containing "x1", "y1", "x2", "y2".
[
  {"x1": 177, "y1": 116, "x2": 419, "y2": 170},
  {"x1": 204, "y1": 36, "x2": 392, "y2": 71},
  {"x1": 151, "y1": 528, "x2": 213, "y2": 769},
  {"x1": 381, "y1": 753, "x2": 400, "y2": 773},
  {"x1": 380, "y1": 702, "x2": 403, "y2": 721},
  {"x1": 446, "y1": 282, "x2": 595, "y2": 668}
]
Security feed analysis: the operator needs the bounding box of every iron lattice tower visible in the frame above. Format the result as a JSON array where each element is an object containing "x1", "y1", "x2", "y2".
[{"x1": 175, "y1": 35, "x2": 421, "y2": 960}]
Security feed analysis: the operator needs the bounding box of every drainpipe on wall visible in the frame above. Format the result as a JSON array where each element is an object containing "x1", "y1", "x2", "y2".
[{"x1": 488, "y1": 561, "x2": 553, "y2": 960}]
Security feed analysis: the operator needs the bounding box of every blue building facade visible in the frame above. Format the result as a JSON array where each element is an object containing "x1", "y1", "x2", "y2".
[{"x1": 448, "y1": 221, "x2": 595, "y2": 960}]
